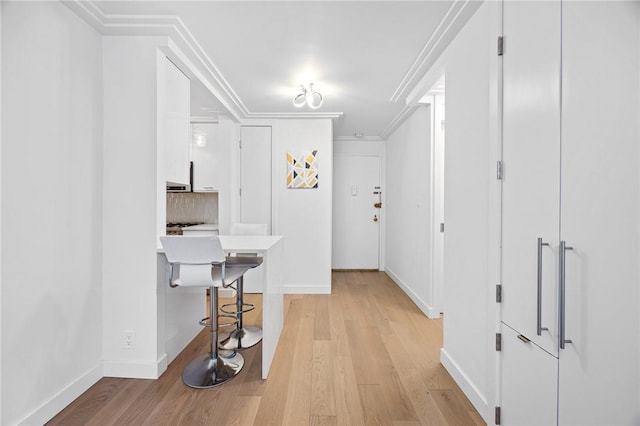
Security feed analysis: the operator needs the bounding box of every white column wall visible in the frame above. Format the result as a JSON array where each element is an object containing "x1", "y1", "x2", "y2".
[
  {"x1": 272, "y1": 119, "x2": 333, "y2": 294},
  {"x1": 1, "y1": 2, "x2": 103, "y2": 424},
  {"x1": 438, "y1": 3, "x2": 497, "y2": 422},
  {"x1": 384, "y1": 106, "x2": 434, "y2": 315},
  {"x1": 0, "y1": 3, "x2": 4, "y2": 423},
  {"x1": 102, "y1": 36, "x2": 168, "y2": 378}
]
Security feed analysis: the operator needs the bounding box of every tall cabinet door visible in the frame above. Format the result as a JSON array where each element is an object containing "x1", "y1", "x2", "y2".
[
  {"x1": 500, "y1": 325, "x2": 558, "y2": 426},
  {"x1": 559, "y1": 2, "x2": 640, "y2": 424},
  {"x1": 501, "y1": 0, "x2": 561, "y2": 355}
]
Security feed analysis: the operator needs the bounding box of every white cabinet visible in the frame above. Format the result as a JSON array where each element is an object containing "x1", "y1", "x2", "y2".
[
  {"x1": 501, "y1": 0, "x2": 561, "y2": 358},
  {"x1": 558, "y1": 2, "x2": 639, "y2": 424},
  {"x1": 191, "y1": 122, "x2": 222, "y2": 191},
  {"x1": 161, "y1": 57, "x2": 190, "y2": 186},
  {"x1": 181, "y1": 224, "x2": 219, "y2": 236},
  {"x1": 500, "y1": 1, "x2": 639, "y2": 424},
  {"x1": 500, "y1": 325, "x2": 557, "y2": 426}
]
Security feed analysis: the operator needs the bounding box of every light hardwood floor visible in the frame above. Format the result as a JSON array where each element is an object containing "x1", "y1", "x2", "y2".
[{"x1": 48, "y1": 271, "x2": 485, "y2": 426}]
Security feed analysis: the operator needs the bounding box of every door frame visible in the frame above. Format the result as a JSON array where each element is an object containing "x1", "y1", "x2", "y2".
[
  {"x1": 332, "y1": 151, "x2": 385, "y2": 271},
  {"x1": 421, "y1": 90, "x2": 446, "y2": 319}
]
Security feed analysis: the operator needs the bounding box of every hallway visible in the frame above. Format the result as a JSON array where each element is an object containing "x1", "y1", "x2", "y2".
[{"x1": 49, "y1": 271, "x2": 483, "y2": 425}]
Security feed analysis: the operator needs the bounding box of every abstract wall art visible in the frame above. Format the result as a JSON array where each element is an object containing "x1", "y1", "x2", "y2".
[{"x1": 287, "y1": 150, "x2": 318, "y2": 189}]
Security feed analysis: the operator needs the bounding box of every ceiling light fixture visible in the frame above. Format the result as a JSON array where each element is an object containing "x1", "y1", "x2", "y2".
[
  {"x1": 293, "y1": 83, "x2": 323, "y2": 109},
  {"x1": 193, "y1": 130, "x2": 207, "y2": 147}
]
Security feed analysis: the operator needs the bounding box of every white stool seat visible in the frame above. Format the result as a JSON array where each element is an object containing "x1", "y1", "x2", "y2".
[{"x1": 170, "y1": 264, "x2": 250, "y2": 288}]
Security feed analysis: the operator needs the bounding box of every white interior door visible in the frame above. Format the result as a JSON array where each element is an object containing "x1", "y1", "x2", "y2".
[
  {"x1": 559, "y1": 3, "x2": 639, "y2": 424},
  {"x1": 332, "y1": 155, "x2": 380, "y2": 270},
  {"x1": 240, "y1": 126, "x2": 272, "y2": 234},
  {"x1": 501, "y1": 0, "x2": 561, "y2": 356}
]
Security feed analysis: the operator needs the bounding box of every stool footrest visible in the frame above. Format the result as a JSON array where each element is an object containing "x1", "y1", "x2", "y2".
[
  {"x1": 198, "y1": 315, "x2": 238, "y2": 329},
  {"x1": 220, "y1": 302, "x2": 256, "y2": 316}
]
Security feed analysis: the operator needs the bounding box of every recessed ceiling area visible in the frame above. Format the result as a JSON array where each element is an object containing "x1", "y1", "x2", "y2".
[{"x1": 93, "y1": 1, "x2": 479, "y2": 139}]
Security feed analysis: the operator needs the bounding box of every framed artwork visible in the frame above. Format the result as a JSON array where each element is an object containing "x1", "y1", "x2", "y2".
[{"x1": 287, "y1": 150, "x2": 318, "y2": 189}]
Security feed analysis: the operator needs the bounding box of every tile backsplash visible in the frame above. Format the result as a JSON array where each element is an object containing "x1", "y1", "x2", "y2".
[{"x1": 167, "y1": 192, "x2": 218, "y2": 224}]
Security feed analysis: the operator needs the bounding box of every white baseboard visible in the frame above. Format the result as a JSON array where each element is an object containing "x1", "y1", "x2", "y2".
[
  {"x1": 283, "y1": 284, "x2": 331, "y2": 294},
  {"x1": 440, "y1": 348, "x2": 490, "y2": 424},
  {"x1": 18, "y1": 364, "x2": 103, "y2": 426},
  {"x1": 384, "y1": 269, "x2": 440, "y2": 318},
  {"x1": 103, "y1": 354, "x2": 167, "y2": 379}
]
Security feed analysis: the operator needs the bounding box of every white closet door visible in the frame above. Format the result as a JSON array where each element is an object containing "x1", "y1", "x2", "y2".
[
  {"x1": 501, "y1": 0, "x2": 561, "y2": 356},
  {"x1": 559, "y1": 2, "x2": 640, "y2": 424},
  {"x1": 240, "y1": 126, "x2": 272, "y2": 234}
]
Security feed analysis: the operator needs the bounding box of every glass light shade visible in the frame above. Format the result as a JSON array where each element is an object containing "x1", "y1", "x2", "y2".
[
  {"x1": 193, "y1": 132, "x2": 207, "y2": 147},
  {"x1": 292, "y1": 83, "x2": 323, "y2": 109},
  {"x1": 292, "y1": 89, "x2": 307, "y2": 108},
  {"x1": 306, "y1": 90, "x2": 323, "y2": 109}
]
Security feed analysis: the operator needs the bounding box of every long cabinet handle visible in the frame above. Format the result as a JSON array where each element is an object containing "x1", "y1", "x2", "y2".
[
  {"x1": 537, "y1": 237, "x2": 550, "y2": 336},
  {"x1": 559, "y1": 240, "x2": 574, "y2": 349}
]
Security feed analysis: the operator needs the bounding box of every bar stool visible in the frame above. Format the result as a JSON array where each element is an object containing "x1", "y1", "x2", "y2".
[
  {"x1": 160, "y1": 235, "x2": 253, "y2": 388},
  {"x1": 218, "y1": 223, "x2": 267, "y2": 351}
]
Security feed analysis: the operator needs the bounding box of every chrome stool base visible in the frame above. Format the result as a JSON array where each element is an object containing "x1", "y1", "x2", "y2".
[
  {"x1": 182, "y1": 352, "x2": 244, "y2": 389},
  {"x1": 219, "y1": 326, "x2": 262, "y2": 350}
]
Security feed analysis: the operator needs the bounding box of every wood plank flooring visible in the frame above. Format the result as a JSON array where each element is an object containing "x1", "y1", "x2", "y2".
[{"x1": 48, "y1": 271, "x2": 485, "y2": 426}]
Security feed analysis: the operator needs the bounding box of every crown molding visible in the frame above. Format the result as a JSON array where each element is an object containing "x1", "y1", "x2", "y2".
[
  {"x1": 244, "y1": 112, "x2": 344, "y2": 120},
  {"x1": 334, "y1": 135, "x2": 383, "y2": 142},
  {"x1": 63, "y1": 0, "x2": 343, "y2": 123},
  {"x1": 389, "y1": 0, "x2": 481, "y2": 104},
  {"x1": 379, "y1": 104, "x2": 420, "y2": 140}
]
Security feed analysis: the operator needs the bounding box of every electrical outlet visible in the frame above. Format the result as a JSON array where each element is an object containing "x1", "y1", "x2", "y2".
[{"x1": 123, "y1": 331, "x2": 135, "y2": 350}]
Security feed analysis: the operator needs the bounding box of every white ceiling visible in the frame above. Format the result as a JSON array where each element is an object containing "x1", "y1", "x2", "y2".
[{"x1": 90, "y1": 1, "x2": 479, "y2": 139}]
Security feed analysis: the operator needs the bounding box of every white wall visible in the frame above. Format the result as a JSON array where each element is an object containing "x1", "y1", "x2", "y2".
[
  {"x1": 272, "y1": 119, "x2": 333, "y2": 294},
  {"x1": 0, "y1": 3, "x2": 4, "y2": 422},
  {"x1": 384, "y1": 106, "x2": 435, "y2": 315},
  {"x1": 438, "y1": 2, "x2": 499, "y2": 422},
  {"x1": 1, "y1": 2, "x2": 103, "y2": 424},
  {"x1": 102, "y1": 36, "x2": 169, "y2": 379}
]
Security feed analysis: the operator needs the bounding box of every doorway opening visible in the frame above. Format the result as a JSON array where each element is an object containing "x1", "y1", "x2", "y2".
[{"x1": 419, "y1": 75, "x2": 445, "y2": 319}]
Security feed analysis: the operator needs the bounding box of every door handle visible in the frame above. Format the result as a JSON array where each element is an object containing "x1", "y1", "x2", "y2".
[
  {"x1": 537, "y1": 237, "x2": 549, "y2": 336},
  {"x1": 559, "y1": 240, "x2": 574, "y2": 349}
]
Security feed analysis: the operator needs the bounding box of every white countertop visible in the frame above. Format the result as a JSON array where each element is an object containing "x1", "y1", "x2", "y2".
[{"x1": 157, "y1": 235, "x2": 283, "y2": 253}]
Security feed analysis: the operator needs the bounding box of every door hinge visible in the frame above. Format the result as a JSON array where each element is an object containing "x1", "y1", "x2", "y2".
[
  {"x1": 440, "y1": 223, "x2": 445, "y2": 233},
  {"x1": 498, "y1": 35, "x2": 504, "y2": 56},
  {"x1": 496, "y1": 160, "x2": 504, "y2": 180},
  {"x1": 495, "y1": 406, "x2": 502, "y2": 425},
  {"x1": 495, "y1": 333, "x2": 502, "y2": 351},
  {"x1": 496, "y1": 284, "x2": 502, "y2": 303},
  {"x1": 239, "y1": 139, "x2": 242, "y2": 149},
  {"x1": 239, "y1": 187, "x2": 242, "y2": 197}
]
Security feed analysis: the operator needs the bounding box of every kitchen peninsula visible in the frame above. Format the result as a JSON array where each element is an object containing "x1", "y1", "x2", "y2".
[{"x1": 157, "y1": 235, "x2": 284, "y2": 380}]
